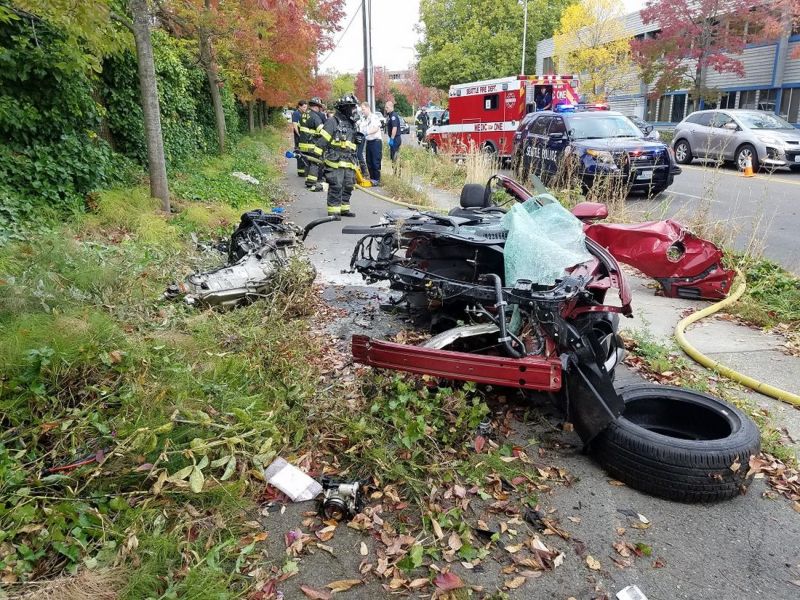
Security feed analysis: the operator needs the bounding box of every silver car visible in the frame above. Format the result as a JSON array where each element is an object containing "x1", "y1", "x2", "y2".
[{"x1": 672, "y1": 109, "x2": 800, "y2": 171}]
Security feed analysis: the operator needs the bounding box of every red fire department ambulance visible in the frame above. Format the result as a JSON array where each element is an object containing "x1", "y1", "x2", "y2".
[{"x1": 424, "y1": 74, "x2": 579, "y2": 158}]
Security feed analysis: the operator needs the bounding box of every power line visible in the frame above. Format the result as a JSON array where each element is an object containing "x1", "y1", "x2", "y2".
[{"x1": 318, "y1": 3, "x2": 362, "y2": 66}]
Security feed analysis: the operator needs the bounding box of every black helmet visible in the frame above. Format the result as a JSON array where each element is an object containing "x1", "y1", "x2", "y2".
[
  {"x1": 334, "y1": 94, "x2": 359, "y2": 122},
  {"x1": 309, "y1": 97, "x2": 324, "y2": 108}
]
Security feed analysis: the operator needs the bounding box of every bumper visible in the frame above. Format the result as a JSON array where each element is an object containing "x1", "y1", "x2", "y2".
[
  {"x1": 762, "y1": 147, "x2": 800, "y2": 168},
  {"x1": 352, "y1": 335, "x2": 563, "y2": 391}
]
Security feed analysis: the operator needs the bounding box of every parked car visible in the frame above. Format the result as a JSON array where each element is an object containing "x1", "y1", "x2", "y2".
[
  {"x1": 400, "y1": 120, "x2": 410, "y2": 135},
  {"x1": 672, "y1": 109, "x2": 800, "y2": 171},
  {"x1": 282, "y1": 108, "x2": 293, "y2": 123},
  {"x1": 513, "y1": 107, "x2": 681, "y2": 196},
  {"x1": 627, "y1": 115, "x2": 660, "y2": 140}
]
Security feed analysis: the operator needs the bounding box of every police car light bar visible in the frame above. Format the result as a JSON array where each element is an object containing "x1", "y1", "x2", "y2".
[{"x1": 555, "y1": 104, "x2": 577, "y2": 112}]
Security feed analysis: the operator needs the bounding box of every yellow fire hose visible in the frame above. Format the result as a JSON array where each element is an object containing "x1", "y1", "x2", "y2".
[
  {"x1": 674, "y1": 269, "x2": 800, "y2": 407},
  {"x1": 355, "y1": 183, "x2": 447, "y2": 213},
  {"x1": 355, "y1": 183, "x2": 800, "y2": 407}
]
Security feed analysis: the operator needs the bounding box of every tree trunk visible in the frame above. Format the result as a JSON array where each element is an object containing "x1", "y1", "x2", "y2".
[
  {"x1": 248, "y1": 100, "x2": 254, "y2": 132},
  {"x1": 129, "y1": 0, "x2": 170, "y2": 212},
  {"x1": 200, "y1": 0, "x2": 226, "y2": 154}
]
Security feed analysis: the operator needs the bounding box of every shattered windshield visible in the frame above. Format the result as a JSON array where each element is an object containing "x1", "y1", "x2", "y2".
[{"x1": 568, "y1": 115, "x2": 644, "y2": 139}]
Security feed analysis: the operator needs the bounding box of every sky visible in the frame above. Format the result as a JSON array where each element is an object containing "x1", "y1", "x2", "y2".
[{"x1": 321, "y1": 0, "x2": 648, "y2": 76}]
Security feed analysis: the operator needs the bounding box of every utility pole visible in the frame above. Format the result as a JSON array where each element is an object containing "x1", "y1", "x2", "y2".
[
  {"x1": 521, "y1": 0, "x2": 528, "y2": 75},
  {"x1": 362, "y1": 0, "x2": 375, "y2": 110}
]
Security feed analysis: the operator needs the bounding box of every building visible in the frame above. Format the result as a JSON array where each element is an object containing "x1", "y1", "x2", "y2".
[
  {"x1": 387, "y1": 69, "x2": 411, "y2": 84},
  {"x1": 536, "y1": 10, "x2": 800, "y2": 125}
]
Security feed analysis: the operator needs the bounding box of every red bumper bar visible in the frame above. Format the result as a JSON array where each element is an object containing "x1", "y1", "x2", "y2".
[{"x1": 352, "y1": 335, "x2": 563, "y2": 391}]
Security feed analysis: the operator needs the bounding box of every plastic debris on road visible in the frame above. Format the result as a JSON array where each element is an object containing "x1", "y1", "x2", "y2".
[
  {"x1": 501, "y1": 198, "x2": 592, "y2": 286},
  {"x1": 616, "y1": 584, "x2": 648, "y2": 600},
  {"x1": 264, "y1": 457, "x2": 322, "y2": 501}
]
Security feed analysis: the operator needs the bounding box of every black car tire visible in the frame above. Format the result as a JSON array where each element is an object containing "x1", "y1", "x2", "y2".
[
  {"x1": 735, "y1": 144, "x2": 760, "y2": 172},
  {"x1": 429, "y1": 141, "x2": 438, "y2": 154},
  {"x1": 673, "y1": 139, "x2": 693, "y2": 164},
  {"x1": 591, "y1": 384, "x2": 760, "y2": 502}
]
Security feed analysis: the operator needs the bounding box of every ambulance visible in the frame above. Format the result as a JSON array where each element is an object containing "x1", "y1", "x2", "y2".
[{"x1": 424, "y1": 75, "x2": 580, "y2": 159}]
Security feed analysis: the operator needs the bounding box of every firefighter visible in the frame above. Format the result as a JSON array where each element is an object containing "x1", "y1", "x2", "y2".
[
  {"x1": 298, "y1": 97, "x2": 326, "y2": 191},
  {"x1": 314, "y1": 95, "x2": 361, "y2": 218},
  {"x1": 292, "y1": 100, "x2": 308, "y2": 176}
]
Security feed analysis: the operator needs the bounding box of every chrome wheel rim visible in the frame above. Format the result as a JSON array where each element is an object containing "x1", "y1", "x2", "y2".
[
  {"x1": 675, "y1": 143, "x2": 688, "y2": 162},
  {"x1": 737, "y1": 148, "x2": 753, "y2": 169}
]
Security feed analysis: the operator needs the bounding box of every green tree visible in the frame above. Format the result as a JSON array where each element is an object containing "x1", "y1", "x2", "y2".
[
  {"x1": 553, "y1": 0, "x2": 634, "y2": 101},
  {"x1": 391, "y1": 90, "x2": 412, "y2": 116},
  {"x1": 416, "y1": 0, "x2": 570, "y2": 90},
  {"x1": 329, "y1": 71, "x2": 356, "y2": 102}
]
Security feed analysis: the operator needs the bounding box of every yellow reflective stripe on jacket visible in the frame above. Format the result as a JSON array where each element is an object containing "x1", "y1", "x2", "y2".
[
  {"x1": 325, "y1": 160, "x2": 357, "y2": 170},
  {"x1": 331, "y1": 140, "x2": 357, "y2": 150},
  {"x1": 298, "y1": 126, "x2": 317, "y2": 135},
  {"x1": 298, "y1": 143, "x2": 323, "y2": 155},
  {"x1": 319, "y1": 129, "x2": 332, "y2": 141}
]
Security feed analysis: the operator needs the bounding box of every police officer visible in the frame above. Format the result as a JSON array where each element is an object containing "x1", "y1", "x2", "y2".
[
  {"x1": 314, "y1": 95, "x2": 362, "y2": 218},
  {"x1": 292, "y1": 100, "x2": 308, "y2": 176},
  {"x1": 298, "y1": 97, "x2": 326, "y2": 191},
  {"x1": 385, "y1": 100, "x2": 402, "y2": 163}
]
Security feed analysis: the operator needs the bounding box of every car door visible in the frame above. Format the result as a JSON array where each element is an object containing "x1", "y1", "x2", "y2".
[
  {"x1": 683, "y1": 112, "x2": 714, "y2": 157},
  {"x1": 707, "y1": 112, "x2": 738, "y2": 161},
  {"x1": 525, "y1": 115, "x2": 551, "y2": 178},
  {"x1": 541, "y1": 116, "x2": 569, "y2": 178}
]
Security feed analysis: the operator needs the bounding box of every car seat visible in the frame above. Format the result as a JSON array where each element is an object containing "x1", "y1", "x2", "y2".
[{"x1": 448, "y1": 183, "x2": 489, "y2": 218}]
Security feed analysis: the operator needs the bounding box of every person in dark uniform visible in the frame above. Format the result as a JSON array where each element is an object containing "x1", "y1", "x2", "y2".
[
  {"x1": 314, "y1": 95, "x2": 361, "y2": 218},
  {"x1": 415, "y1": 108, "x2": 429, "y2": 144},
  {"x1": 385, "y1": 100, "x2": 402, "y2": 163},
  {"x1": 292, "y1": 100, "x2": 308, "y2": 176},
  {"x1": 298, "y1": 97, "x2": 326, "y2": 191}
]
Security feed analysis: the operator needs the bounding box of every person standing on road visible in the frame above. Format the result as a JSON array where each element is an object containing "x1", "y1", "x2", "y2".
[
  {"x1": 292, "y1": 100, "x2": 308, "y2": 177},
  {"x1": 315, "y1": 95, "x2": 360, "y2": 218},
  {"x1": 359, "y1": 102, "x2": 383, "y2": 185},
  {"x1": 385, "y1": 100, "x2": 402, "y2": 164},
  {"x1": 416, "y1": 108, "x2": 429, "y2": 144},
  {"x1": 298, "y1": 97, "x2": 326, "y2": 191}
]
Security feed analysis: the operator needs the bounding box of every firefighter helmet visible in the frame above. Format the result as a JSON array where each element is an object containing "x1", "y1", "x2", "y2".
[
  {"x1": 309, "y1": 97, "x2": 324, "y2": 108},
  {"x1": 334, "y1": 95, "x2": 359, "y2": 122}
]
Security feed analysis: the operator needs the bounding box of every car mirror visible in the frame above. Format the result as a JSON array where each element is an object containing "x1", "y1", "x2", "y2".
[
  {"x1": 571, "y1": 201, "x2": 608, "y2": 222},
  {"x1": 643, "y1": 124, "x2": 654, "y2": 134},
  {"x1": 432, "y1": 118, "x2": 439, "y2": 125},
  {"x1": 722, "y1": 121, "x2": 738, "y2": 131}
]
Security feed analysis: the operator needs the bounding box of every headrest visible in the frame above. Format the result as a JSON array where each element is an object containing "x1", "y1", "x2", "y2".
[{"x1": 460, "y1": 183, "x2": 486, "y2": 208}]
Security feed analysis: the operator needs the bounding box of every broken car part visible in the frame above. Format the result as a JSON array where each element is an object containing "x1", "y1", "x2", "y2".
[
  {"x1": 583, "y1": 219, "x2": 735, "y2": 300},
  {"x1": 345, "y1": 174, "x2": 758, "y2": 501},
  {"x1": 166, "y1": 209, "x2": 333, "y2": 308},
  {"x1": 319, "y1": 476, "x2": 364, "y2": 521}
]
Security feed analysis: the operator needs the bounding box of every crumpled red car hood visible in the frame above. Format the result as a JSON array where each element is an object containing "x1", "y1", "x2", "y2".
[{"x1": 584, "y1": 219, "x2": 735, "y2": 300}]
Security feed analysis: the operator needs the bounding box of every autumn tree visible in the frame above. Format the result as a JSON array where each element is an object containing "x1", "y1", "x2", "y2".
[
  {"x1": 354, "y1": 66, "x2": 392, "y2": 103},
  {"x1": 396, "y1": 67, "x2": 443, "y2": 112},
  {"x1": 553, "y1": 0, "x2": 633, "y2": 101},
  {"x1": 329, "y1": 71, "x2": 356, "y2": 103},
  {"x1": 417, "y1": 0, "x2": 572, "y2": 89},
  {"x1": 632, "y1": 0, "x2": 797, "y2": 108}
]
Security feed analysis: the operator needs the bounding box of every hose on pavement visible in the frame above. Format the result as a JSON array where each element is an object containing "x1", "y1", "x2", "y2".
[{"x1": 674, "y1": 269, "x2": 800, "y2": 407}]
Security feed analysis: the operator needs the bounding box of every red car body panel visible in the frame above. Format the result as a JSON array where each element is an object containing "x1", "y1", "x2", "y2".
[{"x1": 584, "y1": 220, "x2": 735, "y2": 300}]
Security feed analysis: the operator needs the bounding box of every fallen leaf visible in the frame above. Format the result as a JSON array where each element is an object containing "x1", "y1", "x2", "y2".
[
  {"x1": 567, "y1": 516, "x2": 581, "y2": 524},
  {"x1": 326, "y1": 579, "x2": 362, "y2": 592},
  {"x1": 316, "y1": 525, "x2": 336, "y2": 542},
  {"x1": 613, "y1": 541, "x2": 632, "y2": 558},
  {"x1": 553, "y1": 552, "x2": 565, "y2": 568},
  {"x1": 431, "y1": 518, "x2": 444, "y2": 539},
  {"x1": 299, "y1": 585, "x2": 332, "y2": 599},
  {"x1": 360, "y1": 542, "x2": 368, "y2": 556},
  {"x1": 109, "y1": 350, "x2": 123, "y2": 364},
  {"x1": 474, "y1": 435, "x2": 486, "y2": 452},
  {"x1": 434, "y1": 571, "x2": 464, "y2": 591},
  {"x1": 448, "y1": 532, "x2": 463, "y2": 552},
  {"x1": 504, "y1": 576, "x2": 526, "y2": 589},
  {"x1": 504, "y1": 543, "x2": 524, "y2": 554},
  {"x1": 586, "y1": 555, "x2": 601, "y2": 571},
  {"x1": 608, "y1": 479, "x2": 626, "y2": 486},
  {"x1": 730, "y1": 457, "x2": 741, "y2": 473},
  {"x1": 652, "y1": 557, "x2": 667, "y2": 568},
  {"x1": 408, "y1": 578, "x2": 429, "y2": 589}
]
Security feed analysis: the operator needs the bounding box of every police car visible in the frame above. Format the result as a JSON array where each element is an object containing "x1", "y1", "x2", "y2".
[{"x1": 513, "y1": 105, "x2": 681, "y2": 196}]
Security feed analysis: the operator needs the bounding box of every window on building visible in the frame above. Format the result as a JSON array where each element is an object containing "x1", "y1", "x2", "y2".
[
  {"x1": 670, "y1": 93, "x2": 686, "y2": 122},
  {"x1": 719, "y1": 92, "x2": 736, "y2": 109},
  {"x1": 646, "y1": 97, "x2": 658, "y2": 121},
  {"x1": 658, "y1": 95, "x2": 671, "y2": 122},
  {"x1": 484, "y1": 94, "x2": 499, "y2": 110},
  {"x1": 739, "y1": 90, "x2": 757, "y2": 109},
  {"x1": 542, "y1": 56, "x2": 555, "y2": 74},
  {"x1": 780, "y1": 88, "x2": 800, "y2": 123},
  {"x1": 757, "y1": 89, "x2": 777, "y2": 112}
]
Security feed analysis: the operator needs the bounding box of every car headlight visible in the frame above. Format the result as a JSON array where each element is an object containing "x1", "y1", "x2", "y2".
[
  {"x1": 755, "y1": 135, "x2": 782, "y2": 146},
  {"x1": 586, "y1": 149, "x2": 615, "y2": 165}
]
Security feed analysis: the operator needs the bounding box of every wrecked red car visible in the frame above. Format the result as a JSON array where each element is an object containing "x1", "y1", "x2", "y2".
[{"x1": 344, "y1": 175, "x2": 759, "y2": 502}]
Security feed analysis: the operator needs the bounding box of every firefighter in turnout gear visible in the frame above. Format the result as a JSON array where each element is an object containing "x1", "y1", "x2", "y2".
[
  {"x1": 298, "y1": 97, "x2": 326, "y2": 191},
  {"x1": 315, "y1": 95, "x2": 361, "y2": 218}
]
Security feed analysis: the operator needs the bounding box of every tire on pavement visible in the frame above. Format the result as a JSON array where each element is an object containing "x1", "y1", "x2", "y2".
[
  {"x1": 590, "y1": 384, "x2": 760, "y2": 502},
  {"x1": 735, "y1": 143, "x2": 760, "y2": 172},
  {"x1": 673, "y1": 139, "x2": 693, "y2": 164}
]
